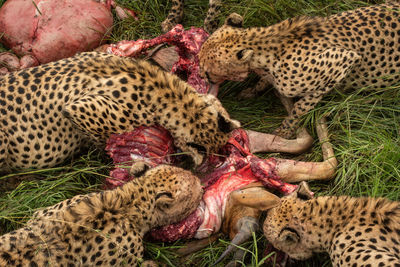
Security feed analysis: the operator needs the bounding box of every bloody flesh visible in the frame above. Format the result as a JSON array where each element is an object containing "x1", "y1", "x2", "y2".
[
  {"x1": 0, "y1": 0, "x2": 113, "y2": 64},
  {"x1": 105, "y1": 25, "x2": 210, "y2": 94},
  {"x1": 104, "y1": 26, "x2": 298, "y2": 241},
  {"x1": 106, "y1": 127, "x2": 297, "y2": 241}
]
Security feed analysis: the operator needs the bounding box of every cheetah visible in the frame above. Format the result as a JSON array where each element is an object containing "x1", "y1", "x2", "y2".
[
  {"x1": 199, "y1": 3, "x2": 400, "y2": 138},
  {"x1": 0, "y1": 165, "x2": 203, "y2": 266},
  {"x1": 263, "y1": 192, "x2": 400, "y2": 266},
  {"x1": 162, "y1": 0, "x2": 221, "y2": 33},
  {"x1": 0, "y1": 51, "x2": 240, "y2": 172},
  {"x1": 0, "y1": 52, "x2": 240, "y2": 171}
]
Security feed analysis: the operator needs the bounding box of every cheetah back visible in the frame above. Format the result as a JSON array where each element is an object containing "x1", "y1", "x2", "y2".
[{"x1": 0, "y1": 51, "x2": 239, "y2": 171}]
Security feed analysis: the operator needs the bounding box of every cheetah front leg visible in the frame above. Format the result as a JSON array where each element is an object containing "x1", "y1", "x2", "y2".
[
  {"x1": 203, "y1": 0, "x2": 222, "y2": 33},
  {"x1": 271, "y1": 47, "x2": 361, "y2": 139},
  {"x1": 161, "y1": 0, "x2": 184, "y2": 33},
  {"x1": 274, "y1": 93, "x2": 324, "y2": 139}
]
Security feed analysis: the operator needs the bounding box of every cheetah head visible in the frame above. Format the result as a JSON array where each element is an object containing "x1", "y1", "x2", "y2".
[
  {"x1": 199, "y1": 13, "x2": 253, "y2": 91},
  {"x1": 263, "y1": 193, "x2": 314, "y2": 260},
  {"x1": 174, "y1": 93, "x2": 240, "y2": 166},
  {"x1": 141, "y1": 165, "x2": 203, "y2": 228}
]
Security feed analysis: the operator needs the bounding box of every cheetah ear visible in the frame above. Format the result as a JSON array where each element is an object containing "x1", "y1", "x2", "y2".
[
  {"x1": 236, "y1": 49, "x2": 253, "y2": 62},
  {"x1": 278, "y1": 227, "x2": 300, "y2": 245},
  {"x1": 201, "y1": 94, "x2": 241, "y2": 133},
  {"x1": 155, "y1": 191, "x2": 175, "y2": 210},
  {"x1": 218, "y1": 113, "x2": 240, "y2": 133},
  {"x1": 129, "y1": 161, "x2": 151, "y2": 177},
  {"x1": 224, "y1": 13, "x2": 244, "y2": 28}
]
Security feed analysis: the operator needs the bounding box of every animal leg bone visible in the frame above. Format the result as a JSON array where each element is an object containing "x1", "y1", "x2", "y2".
[
  {"x1": 275, "y1": 117, "x2": 338, "y2": 182},
  {"x1": 210, "y1": 186, "x2": 280, "y2": 265},
  {"x1": 176, "y1": 234, "x2": 222, "y2": 256},
  {"x1": 247, "y1": 94, "x2": 314, "y2": 154},
  {"x1": 246, "y1": 128, "x2": 313, "y2": 154}
]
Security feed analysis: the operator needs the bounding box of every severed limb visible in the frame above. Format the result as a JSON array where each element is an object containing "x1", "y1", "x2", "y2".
[
  {"x1": 246, "y1": 128, "x2": 313, "y2": 154},
  {"x1": 275, "y1": 117, "x2": 338, "y2": 183},
  {"x1": 176, "y1": 234, "x2": 222, "y2": 256},
  {"x1": 212, "y1": 182, "x2": 313, "y2": 266},
  {"x1": 246, "y1": 93, "x2": 314, "y2": 155},
  {"x1": 211, "y1": 185, "x2": 279, "y2": 266}
]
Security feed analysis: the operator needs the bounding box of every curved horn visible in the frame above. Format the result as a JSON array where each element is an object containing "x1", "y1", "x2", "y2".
[{"x1": 212, "y1": 217, "x2": 259, "y2": 266}]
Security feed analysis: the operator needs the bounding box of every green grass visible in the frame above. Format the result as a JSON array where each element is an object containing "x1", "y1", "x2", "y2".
[{"x1": 1, "y1": 0, "x2": 399, "y2": 266}]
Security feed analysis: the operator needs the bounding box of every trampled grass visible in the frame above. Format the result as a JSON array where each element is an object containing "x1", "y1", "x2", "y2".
[{"x1": 0, "y1": 0, "x2": 399, "y2": 266}]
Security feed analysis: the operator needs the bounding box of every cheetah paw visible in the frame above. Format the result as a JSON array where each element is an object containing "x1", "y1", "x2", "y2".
[
  {"x1": 161, "y1": 20, "x2": 174, "y2": 33},
  {"x1": 129, "y1": 160, "x2": 152, "y2": 177},
  {"x1": 272, "y1": 126, "x2": 296, "y2": 139}
]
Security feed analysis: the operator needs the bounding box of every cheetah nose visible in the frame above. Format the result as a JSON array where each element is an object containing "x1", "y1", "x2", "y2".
[{"x1": 208, "y1": 83, "x2": 219, "y2": 96}]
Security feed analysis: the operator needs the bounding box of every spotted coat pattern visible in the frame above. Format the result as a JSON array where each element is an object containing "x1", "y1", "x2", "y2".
[
  {"x1": 199, "y1": 3, "x2": 400, "y2": 138},
  {"x1": 0, "y1": 165, "x2": 203, "y2": 266},
  {"x1": 0, "y1": 51, "x2": 239, "y2": 171},
  {"x1": 161, "y1": 0, "x2": 222, "y2": 33},
  {"x1": 264, "y1": 194, "x2": 400, "y2": 266}
]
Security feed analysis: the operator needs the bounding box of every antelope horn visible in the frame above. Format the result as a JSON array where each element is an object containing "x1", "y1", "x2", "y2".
[{"x1": 212, "y1": 217, "x2": 259, "y2": 266}]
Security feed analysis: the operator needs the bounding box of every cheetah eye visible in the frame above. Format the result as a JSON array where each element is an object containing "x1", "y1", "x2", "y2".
[
  {"x1": 279, "y1": 227, "x2": 300, "y2": 244},
  {"x1": 187, "y1": 142, "x2": 207, "y2": 155},
  {"x1": 155, "y1": 192, "x2": 173, "y2": 201}
]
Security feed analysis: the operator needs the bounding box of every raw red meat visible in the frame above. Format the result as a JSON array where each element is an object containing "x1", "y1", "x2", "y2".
[
  {"x1": 0, "y1": 0, "x2": 113, "y2": 64},
  {"x1": 104, "y1": 26, "x2": 298, "y2": 242},
  {"x1": 105, "y1": 126, "x2": 175, "y2": 188},
  {"x1": 105, "y1": 25, "x2": 210, "y2": 93},
  {"x1": 106, "y1": 127, "x2": 298, "y2": 242}
]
